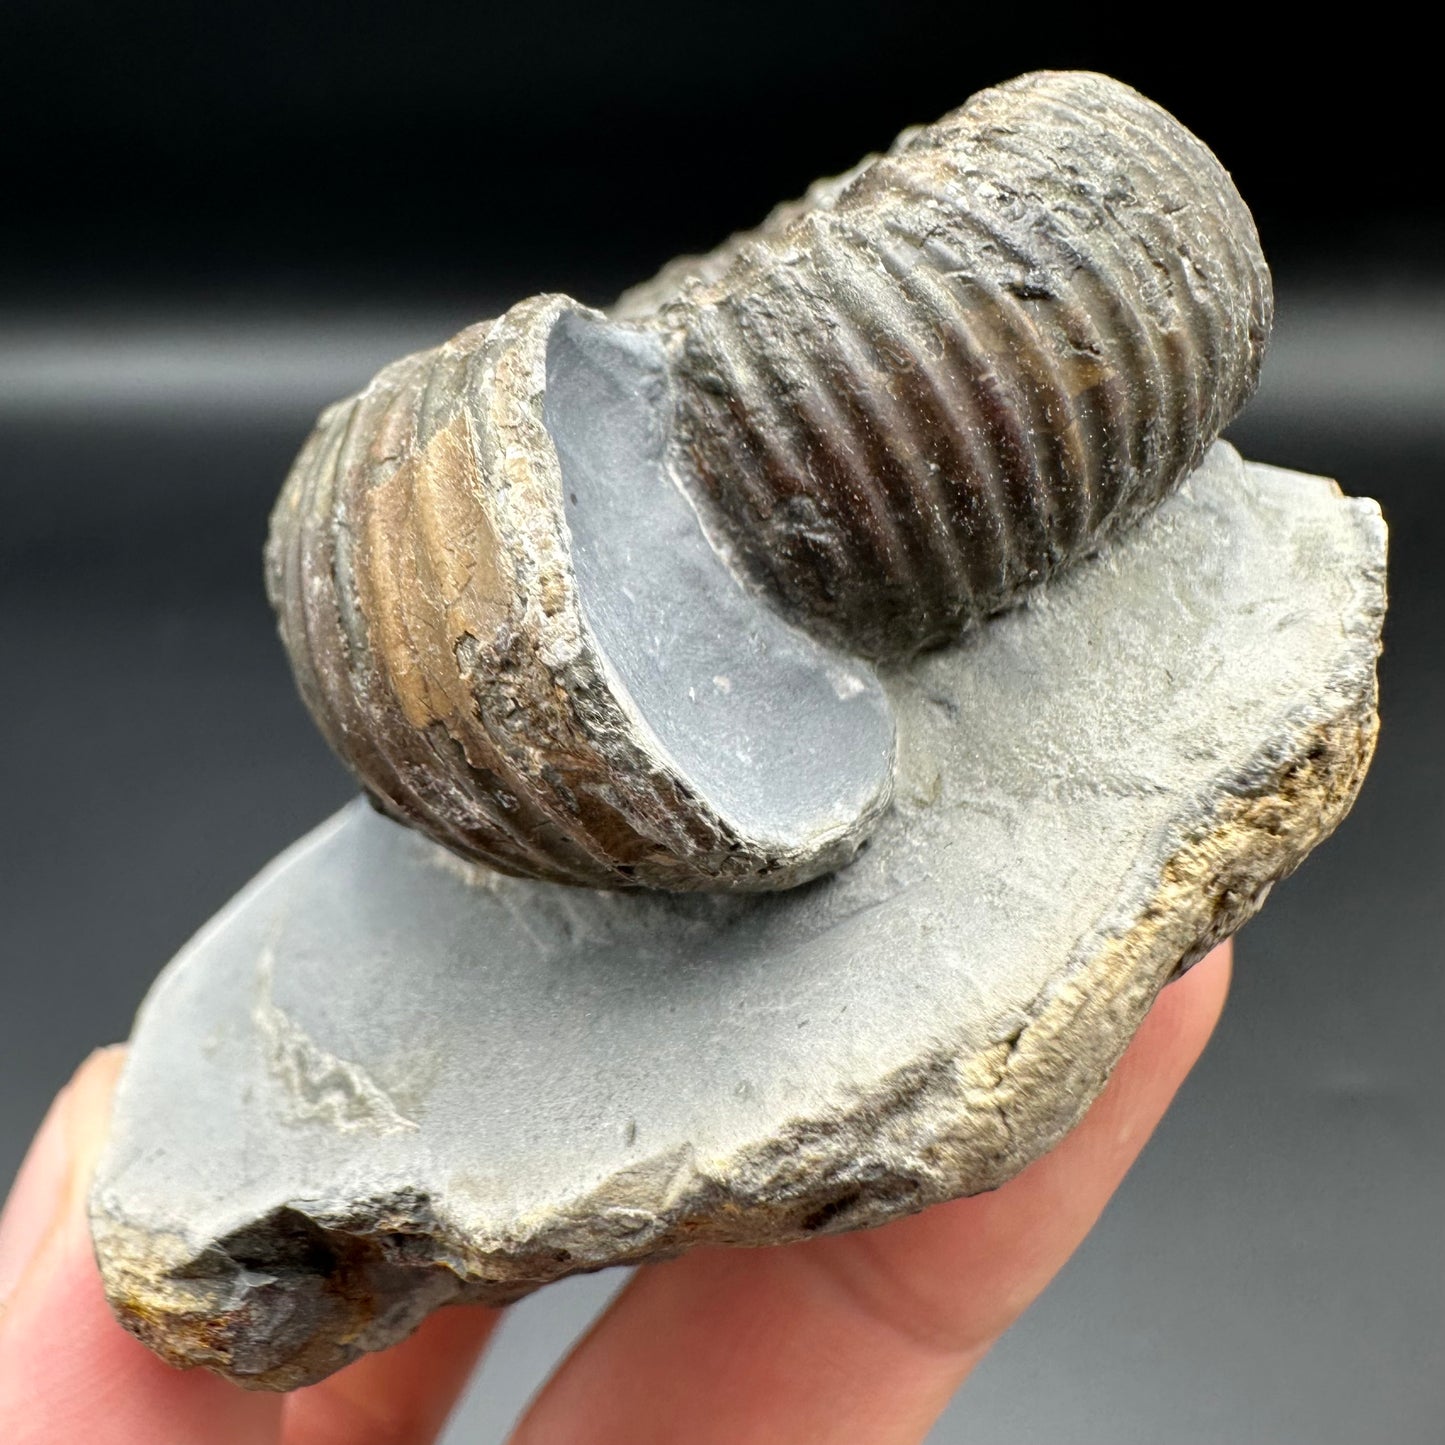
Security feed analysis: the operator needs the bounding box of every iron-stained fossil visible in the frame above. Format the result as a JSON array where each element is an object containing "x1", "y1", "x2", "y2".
[
  {"x1": 266, "y1": 70, "x2": 1272, "y2": 892},
  {"x1": 94, "y1": 70, "x2": 1389, "y2": 1393}
]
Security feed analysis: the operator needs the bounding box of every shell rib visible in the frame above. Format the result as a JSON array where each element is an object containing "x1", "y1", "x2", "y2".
[
  {"x1": 266, "y1": 298, "x2": 896, "y2": 891},
  {"x1": 267, "y1": 70, "x2": 1272, "y2": 891},
  {"x1": 641, "y1": 69, "x2": 1272, "y2": 657}
]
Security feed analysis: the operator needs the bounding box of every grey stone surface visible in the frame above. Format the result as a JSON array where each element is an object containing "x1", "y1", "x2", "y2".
[
  {"x1": 545, "y1": 308, "x2": 896, "y2": 864},
  {"x1": 90, "y1": 443, "x2": 1385, "y2": 1389}
]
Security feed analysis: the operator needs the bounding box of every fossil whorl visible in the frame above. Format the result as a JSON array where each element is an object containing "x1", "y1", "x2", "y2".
[
  {"x1": 627, "y1": 69, "x2": 1272, "y2": 656},
  {"x1": 267, "y1": 69, "x2": 1271, "y2": 892}
]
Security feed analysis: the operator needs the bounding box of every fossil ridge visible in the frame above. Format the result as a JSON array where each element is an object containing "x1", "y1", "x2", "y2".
[{"x1": 266, "y1": 70, "x2": 1271, "y2": 891}]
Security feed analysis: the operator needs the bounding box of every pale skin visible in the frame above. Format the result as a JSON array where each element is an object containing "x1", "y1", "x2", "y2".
[{"x1": 0, "y1": 943, "x2": 1230, "y2": 1445}]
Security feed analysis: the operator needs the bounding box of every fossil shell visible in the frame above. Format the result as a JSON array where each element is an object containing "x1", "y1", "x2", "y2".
[
  {"x1": 266, "y1": 297, "x2": 896, "y2": 891},
  {"x1": 267, "y1": 70, "x2": 1271, "y2": 891},
  {"x1": 637, "y1": 69, "x2": 1273, "y2": 657}
]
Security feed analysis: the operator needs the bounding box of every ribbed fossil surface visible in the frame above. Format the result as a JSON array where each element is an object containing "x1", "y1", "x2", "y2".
[
  {"x1": 265, "y1": 310, "x2": 631, "y2": 886},
  {"x1": 267, "y1": 70, "x2": 1272, "y2": 889},
  {"x1": 267, "y1": 298, "x2": 895, "y2": 890},
  {"x1": 648, "y1": 69, "x2": 1273, "y2": 656}
]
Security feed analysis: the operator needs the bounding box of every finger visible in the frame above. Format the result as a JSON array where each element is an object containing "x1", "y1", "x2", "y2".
[
  {"x1": 282, "y1": 1299, "x2": 502, "y2": 1445},
  {"x1": 511, "y1": 943, "x2": 1232, "y2": 1445},
  {"x1": 0, "y1": 1048, "x2": 285, "y2": 1445}
]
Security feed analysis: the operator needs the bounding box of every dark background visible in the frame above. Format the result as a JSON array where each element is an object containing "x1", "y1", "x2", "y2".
[
  {"x1": 2, "y1": 2, "x2": 1442, "y2": 302},
  {"x1": 2, "y1": 6, "x2": 1441, "y2": 1441}
]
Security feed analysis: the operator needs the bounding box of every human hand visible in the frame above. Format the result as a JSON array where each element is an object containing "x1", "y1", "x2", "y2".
[{"x1": 0, "y1": 943, "x2": 1230, "y2": 1445}]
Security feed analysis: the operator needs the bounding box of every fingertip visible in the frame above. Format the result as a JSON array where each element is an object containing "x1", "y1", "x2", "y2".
[
  {"x1": 1132, "y1": 940, "x2": 1233, "y2": 1080},
  {"x1": 509, "y1": 938, "x2": 1245, "y2": 1445},
  {"x1": 801, "y1": 936, "x2": 1238, "y2": 1359},
  {"x1": 60, "y1": 1045, "x2": 127, "y2": 1200},
  {"x1": 0, "y1": 1046, "x2": 126, "y2": 1314},
  {"x1": 0, "y1": 1045, "x2": 284, "y2": 1444}
]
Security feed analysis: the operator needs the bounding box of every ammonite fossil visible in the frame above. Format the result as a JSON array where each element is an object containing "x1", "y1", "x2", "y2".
[{"x1": 266, "y1": 69, "x2": 1272, "y2": 892}]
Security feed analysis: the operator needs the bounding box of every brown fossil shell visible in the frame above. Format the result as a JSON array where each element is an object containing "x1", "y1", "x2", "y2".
[
  {"x1": 267, "y1": 70, "x2": 1271, "y2": 891},
  {"x1": 266, "y1": 297, "x2": 896, "y2": 891},
  {"x1": 634, "y1": 69, "x2": 1273, "y2": 658}
]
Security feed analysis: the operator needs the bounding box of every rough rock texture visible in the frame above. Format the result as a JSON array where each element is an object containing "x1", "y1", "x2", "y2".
[{"x1": 92, "y1": 446, "x2": 1385, "y2": 1390}]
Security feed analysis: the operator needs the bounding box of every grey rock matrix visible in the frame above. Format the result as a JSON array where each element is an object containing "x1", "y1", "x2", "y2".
[{"x1": 92, "y1": 445, "x2": 1385, "y2": 1388}]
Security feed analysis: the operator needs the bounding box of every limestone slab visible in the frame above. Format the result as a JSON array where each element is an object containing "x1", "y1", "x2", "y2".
[{"x1": 91, "y1": 444, "x2": 1386, "y2": 1388}]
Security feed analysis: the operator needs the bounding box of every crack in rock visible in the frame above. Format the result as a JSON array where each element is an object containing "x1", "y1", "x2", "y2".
[{"x1": 255, "y1": 946, "x2": 418, "y2": 1135}]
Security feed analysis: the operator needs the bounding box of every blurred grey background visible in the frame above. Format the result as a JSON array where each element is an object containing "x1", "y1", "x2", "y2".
[{"x1": 1, "y1": 7, "x2": 1441, "y2": 1441}]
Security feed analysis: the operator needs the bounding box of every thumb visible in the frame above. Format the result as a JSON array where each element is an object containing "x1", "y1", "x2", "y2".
[
  {"x1": 0, "y1": 1048, "x2": 125, "y2": 1316},
  {"x1": 0, "y1": 1048, "x2": 284, "y2": 1445}
]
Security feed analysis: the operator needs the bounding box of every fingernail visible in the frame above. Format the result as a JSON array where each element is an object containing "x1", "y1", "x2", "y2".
[{"x1": 0, "y1": 1084, "x2": 77, "y2": 1308}]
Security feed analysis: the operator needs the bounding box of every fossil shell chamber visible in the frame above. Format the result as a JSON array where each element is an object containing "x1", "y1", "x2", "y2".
[{"x1": 267, "y1": 70, "x2": 1271, "y2": 891}]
